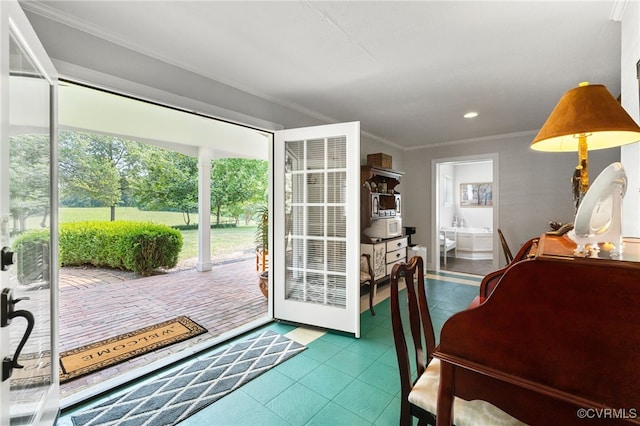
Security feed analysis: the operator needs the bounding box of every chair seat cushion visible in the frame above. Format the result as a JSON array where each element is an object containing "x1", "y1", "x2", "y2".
[{"x1": 408, "y1": 359, "x2": 525, "y2": 426}]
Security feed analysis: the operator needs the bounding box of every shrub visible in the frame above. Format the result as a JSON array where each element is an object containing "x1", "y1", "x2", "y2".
[
  {"x1": 13, "y1": 229, "x2": 50, "y2": 285},
  {"x1": 60, "y1": 221, "x2": 183, "y2": 276}
]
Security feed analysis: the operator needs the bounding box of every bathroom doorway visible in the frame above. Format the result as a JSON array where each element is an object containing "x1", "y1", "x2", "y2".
[{"x1": 431, "y1": 154, "x2": 500, "y2": 275}]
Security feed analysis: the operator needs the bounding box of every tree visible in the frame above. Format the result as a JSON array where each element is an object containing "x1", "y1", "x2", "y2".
[
  {"x1": 58, "y1": 130, "x2": 268, "y2": 226},
  {"x1": 210, "y1": 158, "x2": 268, "y2": 225},
  {"x1": 134, "y1": 149, "x2": 198, "y2": 225},
  {"x1": 9, "y1": 134, "x2": 50, "y2": 232},
  {"x1": 59, "y1": 131, "x2": 144, "y2": 220}
]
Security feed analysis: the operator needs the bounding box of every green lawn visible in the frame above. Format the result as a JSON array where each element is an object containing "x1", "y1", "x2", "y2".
[
  {"x1": 56, "y1": 207, "x2": 257, "y2": 261},
  {"x1": 59, "y1": 207, "x2": 196, "y2": 226},
  {"x1": 178, "y1": 228, "x2": 256, "y2": 259}
]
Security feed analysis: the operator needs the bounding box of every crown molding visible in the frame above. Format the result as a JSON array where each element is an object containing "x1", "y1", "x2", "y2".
[
  {"x1": 405, "y1": 130, "x2": 539, "y2": 151},
  {"x1": 609, "y1": 0, "x2": 629, "y2": 22}
]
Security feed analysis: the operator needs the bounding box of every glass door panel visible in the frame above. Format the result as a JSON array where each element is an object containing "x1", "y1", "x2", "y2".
[
  {"x1": 274, "y1": 122, "x2": 359, "y2": 337},
  {"x1": 1, "y1": 2, "x2": 59, "y2": 424}
]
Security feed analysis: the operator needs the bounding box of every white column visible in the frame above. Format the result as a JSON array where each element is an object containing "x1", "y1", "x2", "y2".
[{"x1": 197, "y1": 148, "x2": 212, "y2": 271}]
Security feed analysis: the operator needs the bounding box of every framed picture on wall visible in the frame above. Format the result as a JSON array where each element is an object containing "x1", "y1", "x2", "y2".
[{"x1": 460, "y1": 182, "x2": 492, "y2": 207}]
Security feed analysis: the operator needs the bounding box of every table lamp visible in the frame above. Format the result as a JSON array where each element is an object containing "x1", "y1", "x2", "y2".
[{"x1": 531, "y1": 82, "x2": 640, "y2": 210}]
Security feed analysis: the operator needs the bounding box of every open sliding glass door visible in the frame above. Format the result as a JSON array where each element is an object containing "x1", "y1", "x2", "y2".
[
  {"x1": 273, "y1": 122, "x2": 360, "y2": 337},
  {"x1": 1, "y1": 1, "x2": 59, "y2": 424}
]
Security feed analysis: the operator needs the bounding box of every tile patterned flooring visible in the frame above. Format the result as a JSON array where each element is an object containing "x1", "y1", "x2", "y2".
[{"x1": 57, "y1": 270, "x2": 482, "y2": 426}]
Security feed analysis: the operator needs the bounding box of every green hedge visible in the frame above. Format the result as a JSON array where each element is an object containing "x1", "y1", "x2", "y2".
[
  {"x1": 12, "y1": 229, "x2": 50, "y2": 285},
  {"x1": 59, "y1": 221, "x2": 183, "y2": 276}
]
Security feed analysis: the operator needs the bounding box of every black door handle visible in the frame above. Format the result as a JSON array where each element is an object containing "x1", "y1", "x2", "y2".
[
  {"x1": 1, "y1": 247, "x2": 15, "y2": 271},
  {"x1": 1, "y1": 288, "x2": 34, "y2": 381}
]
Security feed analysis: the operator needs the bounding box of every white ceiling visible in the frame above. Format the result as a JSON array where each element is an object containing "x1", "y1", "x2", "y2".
[
  {"x1": 22, "y1": 1, "x2": 624, "y2": 150},
  {"x1": 59, "y1": 83, "x2": 269, "y2": 158}
]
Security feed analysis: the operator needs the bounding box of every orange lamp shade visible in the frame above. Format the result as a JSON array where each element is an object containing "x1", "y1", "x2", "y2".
[{"x1": 531, "y1": 84, "x2": 640, "y2": 152}]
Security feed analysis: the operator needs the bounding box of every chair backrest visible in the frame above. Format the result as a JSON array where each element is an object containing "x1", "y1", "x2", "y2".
[
  {"x1": 497, "y1": 228, "x2": 513, "y2": 265},
  {"x1": 360, "y1": 253, "x2": 373, "y2": 283},
  {"x1": 389, "y1": 256, "x2": 435, "y2": 425}
]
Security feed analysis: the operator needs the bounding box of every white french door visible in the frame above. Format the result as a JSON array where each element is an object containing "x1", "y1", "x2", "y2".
[
  {"x1": 273, "y1": 122, "x2": 360, "y2": 337},
  {"x1": 0, "y1": 2, "x2": 59, "y2": 424}
]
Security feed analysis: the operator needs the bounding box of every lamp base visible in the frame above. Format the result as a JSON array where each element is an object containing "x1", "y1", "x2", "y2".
[{"x1": 571, "y1": 166, "x2": 587, "y2": 213}]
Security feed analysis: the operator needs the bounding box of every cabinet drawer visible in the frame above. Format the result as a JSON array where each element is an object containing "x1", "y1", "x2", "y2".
[
  {"x1": 386, "y1": 247, "x2": 407, "y2": 264},
  {"x1": 386, "y1": 237, "x2": 408, "y2": 252},
  {"x1": 386, "y1": 257, "x2": 406, "y2": 275}
]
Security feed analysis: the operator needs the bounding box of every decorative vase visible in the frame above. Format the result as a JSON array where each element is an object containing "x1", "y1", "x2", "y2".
[{"x1": 258, "y1": 271, "x2": 268, "y2": 298}]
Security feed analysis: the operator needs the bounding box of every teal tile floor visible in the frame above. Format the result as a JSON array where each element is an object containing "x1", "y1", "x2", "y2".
[{"x1": 57, "y1": 270, "x2": 481, "y2": 426}]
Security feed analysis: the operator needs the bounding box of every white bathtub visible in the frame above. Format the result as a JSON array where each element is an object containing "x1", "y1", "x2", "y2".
[{"x1": 454, "y1": 227, "x2": 493, "y2": 260}]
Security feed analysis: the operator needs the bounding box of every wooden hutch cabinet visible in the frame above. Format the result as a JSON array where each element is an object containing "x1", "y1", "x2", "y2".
[{"x1": 360, "y1": 165, "x2": 407, "y2": 283}]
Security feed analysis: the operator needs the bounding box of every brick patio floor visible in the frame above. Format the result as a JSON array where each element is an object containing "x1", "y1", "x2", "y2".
[{"x1": 58, "y1": 255, "x2": 268, "y2": 400}]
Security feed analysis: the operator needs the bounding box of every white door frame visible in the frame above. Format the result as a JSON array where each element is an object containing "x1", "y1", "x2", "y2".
[
  {"x1": 273, "y1": 122, "x2": 360, "y2": 337},
  {"x1": 430, "y1": 153, "x2": 500, "y2": 272},
  {"x1": 1, "y1": 1, "x2": 59, "y2": 424}
]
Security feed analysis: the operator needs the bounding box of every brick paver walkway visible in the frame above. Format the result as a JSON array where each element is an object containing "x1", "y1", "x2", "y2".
[{"x1": 59, "y1": 256, "x2": 268, "y2": 400}]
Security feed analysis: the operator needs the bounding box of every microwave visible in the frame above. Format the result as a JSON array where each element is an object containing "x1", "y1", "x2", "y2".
[{"x1": 364, "y1": 217, "x2": 403, "y2": 240}]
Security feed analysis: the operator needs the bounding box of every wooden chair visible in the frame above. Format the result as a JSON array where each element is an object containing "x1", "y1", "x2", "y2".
[
  {"x1": 480, "y1": 237, "x2": 538, "y2": 298},
  {"x1": 390, "y1": 256, "x2": 436, "y2": 425},
  {"x1": 360, "y1": 253, "x2": 375, "y2": 316},
  {"x1": 497, "y1": 228, "x2": 513, "y2": 265},
  {"x1": 390, "y1": 256, "x2": 522, "y2": 426}
]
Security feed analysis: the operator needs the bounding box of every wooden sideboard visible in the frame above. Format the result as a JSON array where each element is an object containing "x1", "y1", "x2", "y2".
[{"x1": 434, "y1": 234, "x2": 640, "y2": 425}]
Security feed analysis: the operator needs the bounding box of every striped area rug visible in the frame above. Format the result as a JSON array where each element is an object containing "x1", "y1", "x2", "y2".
[{"x1": 71, "y1": 330, "x2": 306, "y2": 426}]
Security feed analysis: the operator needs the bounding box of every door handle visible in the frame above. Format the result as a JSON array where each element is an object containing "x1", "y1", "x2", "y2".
[
  {"x1": 1, "y1": 247, "x2": 15, "y2": 271},
  {"x1": 1, "y1": 288, "x2": 34, "y2": 382}
]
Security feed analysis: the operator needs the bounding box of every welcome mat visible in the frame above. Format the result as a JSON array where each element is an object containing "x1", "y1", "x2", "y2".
[
  {"x1": 10, "y1": 352, "x2": 51, "y2": 389},
  {"x1": 71, "y1": 329, "x2": 306, "y2": 426},
  {"x1": 60, "y1": 316, "x2": 207, "y2": 383}
]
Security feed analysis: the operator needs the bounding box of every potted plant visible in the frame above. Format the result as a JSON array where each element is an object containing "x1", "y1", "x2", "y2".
[{"x1": 254, "y1": 205, "x2": 269, "y2": 297}]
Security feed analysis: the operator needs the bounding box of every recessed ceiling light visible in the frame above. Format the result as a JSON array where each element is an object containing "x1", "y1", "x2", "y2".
[{"x1": 464, "y1": 112, "x2": 478, "y2": 119}]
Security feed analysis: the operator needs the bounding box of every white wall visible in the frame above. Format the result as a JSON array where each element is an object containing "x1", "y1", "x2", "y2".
[
  {"x1": 620, "y1": 1, "x2": 640, "y2": 237},
  {"x1": 453, "y1": 162, "x2": 493, "y2": 230}
]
